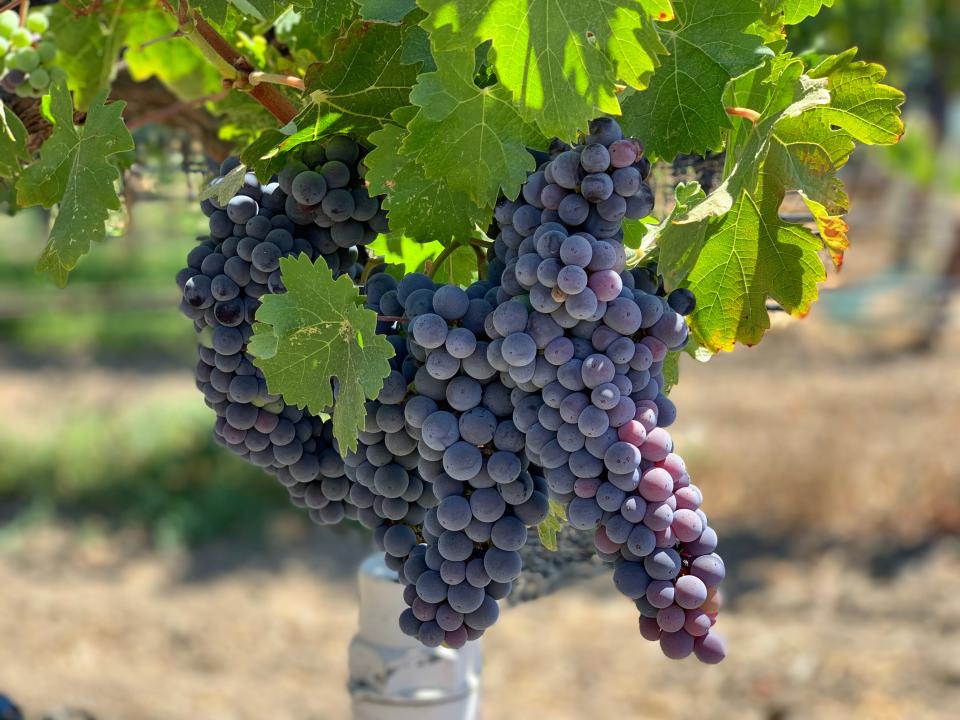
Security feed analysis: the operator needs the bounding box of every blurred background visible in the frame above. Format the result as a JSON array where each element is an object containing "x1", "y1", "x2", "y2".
[{"x1": 1, "y1": 2, "x2": 959, "y2": 718}]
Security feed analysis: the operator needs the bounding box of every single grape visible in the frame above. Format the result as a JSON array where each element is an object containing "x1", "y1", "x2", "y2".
[
  {"x1": 11, "y1": 27, "x2": 31, "y2": 49},
  {"x1": 26, "y1": 12, "x2": 49, "y2": 34}
]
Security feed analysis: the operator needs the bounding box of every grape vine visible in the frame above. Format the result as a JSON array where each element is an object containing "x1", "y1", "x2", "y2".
[{"x1": 6, "y1": 0, "x2": 906, "y2": 668}]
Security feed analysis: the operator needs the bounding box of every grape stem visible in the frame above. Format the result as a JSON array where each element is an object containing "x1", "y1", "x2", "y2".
[
  {"x1": 18, "y1": 0, "x2": 27, "y2": 24},
  {"x1": 472, "y1": 244, "x2": 488, "y2": 281},
  {"x1": 427, "y1": 243, "x2": 462, "y2": 279},
  {"x1": 377, "y1": 316, "x2": 405, "y2": 323},
  {"x1": 248, "y1": 72, "x2": 306, "y2": 92},
  {"x1": 725, "y1": 106, "x2": 761, "y2": 124},
  {"x1": 158, "y1": 0, "x2": 298, "y2": 124},
  {"x1": 138, "y1": 29, "x2": 184, "y2": 52}
]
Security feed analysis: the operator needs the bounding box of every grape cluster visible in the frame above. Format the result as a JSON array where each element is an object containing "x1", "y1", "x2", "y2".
[
  {"x1": 0, "y1": 10, "x2": 63, "y2": 98},
  {"x1": 485, "y1": 117, "x2": 727, "y2": 662},
  {"x1": 383, "y1": 275, "x2": 550, "y2": 647},
  {"x1": 177, "y1": 140, "x2": 381, "y2": 528},
  {"x1": 179, "y1": 125, "x2": 729, "y2": 663},
  {"x1": 267, "y1": 134, "x2": 389, "y2": 250},
  {"x1": 337, "y1": 274, "x2": 441, "y2": 539}
]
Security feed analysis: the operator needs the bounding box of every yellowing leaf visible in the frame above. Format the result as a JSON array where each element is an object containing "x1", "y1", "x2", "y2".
[
  {"x1": 684, "y1": 191, "x2": 825, "y2": 351},
  {"x1": 655, "y1": 49, "x2": 904, "y2": 351},
  {"x1": 537, "y1": 499, "x2": 567, "y2": 552}
]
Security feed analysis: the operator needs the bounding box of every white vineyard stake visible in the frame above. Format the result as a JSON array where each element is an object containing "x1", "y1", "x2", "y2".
[{"x1": 349, "y1": 553, "x2": 482, "y2": 720}]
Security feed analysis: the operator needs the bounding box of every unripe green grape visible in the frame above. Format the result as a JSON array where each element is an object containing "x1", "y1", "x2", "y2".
[
  {"x1": 26, "y1": 12, "x2": 49, "y2": 34},
  {"x1": 11, "y1": 47, "x2": 38, "y2": 72},
  {"x1": 36, "y1": 40, "x2": 56, "y2": 64},
  {"x1": 15, "y1": 82, "x2": 32, "y2": 97},
  {"x1": 11, "y1": 27, "x2": 31, "y2": 49},
  {"x1": 0, "y1": 11, "x2": 18, "y2": 39},
  {"x1": 28, "y1": 67, "x2": 49, "y2": 89},
  {"x1": 0, "y1": 36, "x2": 9, "y2": 55}
]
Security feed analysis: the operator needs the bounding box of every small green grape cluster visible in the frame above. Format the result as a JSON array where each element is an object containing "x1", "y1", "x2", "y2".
[{"x1": 0, "y1": 10, "x2": 64, "y2": 98}]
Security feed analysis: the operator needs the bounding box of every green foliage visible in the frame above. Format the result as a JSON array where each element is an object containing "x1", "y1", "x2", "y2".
[
  {"x1": 199, "y1": 163, "x2": 249, "y2": 205},
  {"x1": 368, "y1": 234, "x2": 477, "y2": 285},
  {"x1": 661, "y1": 351, "x2": 681, "y2": 394},
  {"x1": 418, "y1": 0, "x2": 670, "y2": 139},
  {"x1": 365, "y1": 117, "x2": 492, "y2": 244},
  {"x1": 303, "y1": 19, "x2": 422, "y2": 137},
  {"x1": 124, "y1": 11, "x2": 223, "y2": 99},
  {"x1": 653, "y1": 50, "x2": 904, "y2": 352},
  {"x1": 403, "y1": 49, "x2": 543, "y2": 207},
  {"x1": 6, "y1": 0, "x2": 907, "y2": 449},
  {"x1": 49, "y1": 1, "x2": 131, "y2": 111},
  {"x1": 767, "y1": 0, "x2": 836, "y2": 25},
  {"x1": 249, "y1": 254, "x2": 395, "y2": 455},
  {"x1": 359, "y1": 0, "x2": 417, "y2": 22},
  {"x1": 243, "y1": 19, "x2": 422, "y2": 178},
  {"x1": 620, "y1": 0, "x2": 767, "y2": 158},
  {"x1": 0, "y1": 102, "x2": 30, "y2": 181},
  {"x1": 17, "y1": 83, "x2": 133, "y2": 287}
]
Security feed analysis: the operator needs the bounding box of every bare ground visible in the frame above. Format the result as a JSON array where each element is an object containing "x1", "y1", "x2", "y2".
[{"x1": 0, "y1": 525, "x2": 958, "y2": 720}]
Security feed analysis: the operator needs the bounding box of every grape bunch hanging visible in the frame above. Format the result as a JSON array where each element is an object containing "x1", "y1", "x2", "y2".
[
  {"x1": 0, "y1": 10, "x2": 63, "y2": 98},
  {"x1": 177, "y1": 119, "x2": 727, "y2": 663}
]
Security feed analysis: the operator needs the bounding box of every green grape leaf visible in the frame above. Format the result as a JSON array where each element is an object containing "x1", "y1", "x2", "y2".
[
  {"x1": 684, "y1": 192, "x2": 826, "y2": 350},
  {"x1": 16, "y1": 84, "x2": 134, "y2": 287},
  {"x1": 295, "y1": 0, "x2": 357, "y2": 36},
  {"x1": 766, "y1": 0, "x2": 835, "y2": 24},
  {"x1": 199, "y1": 164, "x2": 249, "y2": 205},
  {"x1": 273, "y1": 3, "x2": 354, "y2": 52},
  {"x1": 193, "y1": 0, "x2": 229, "y2": 24},
  {"x1": 249, "y1": 254, "x2": 395, "y2": 455},
  {"x1": 654, "y1": 51, "x2": 904, "y2": 352},
  {"x1": 620, "y1": 0, "x2": 767, "y2": 159},
  {"x1": 418, "y1": 0, "x2": 670, "y2": 139},
  {"x1": 50, "y1": 2, "x2": 131, "y2": 111},
  {"x1": 365, "y1": 121, "x2": 491, "y2": 244},
  {"x1": 193, "y1": 0, "x2": 288, "y2": 25},
  {"x1": 125, "y1": 11, "x2": 223, "y2": 99},
  {"x1": 302, "y1": 19, "x2": 422, "y2": 137},
  {"x1": 368, "y1": 234, "x2": 441, "y2": 278},
  {"x1": 232, "y1": 0, "x2": 278, "y2": 21},
  {"x1": 0, "y1": 102, "x2": 30, "y2": 180},
  {"x1": 242, "y1": 18, "x2": 423, "y2": 178},
  {"x1": 369, "y1": 235, "x2": 477, "y2": 285},
  {"x1": 425, "y1": 0, "x2": 669, "y2": 132},
  {"x1": 650, "y1": 182, "x2": 709, "y2": 290},
  {"x1": 401, "y1": 24, "x2": 435, "y2": 71},
  {"x1": 537, "y1": 499, "x2": 568, "y2": 552},
  {"x1": 402, "y1": 49, "x2": 542, "y2": 208},
  {"x1": 359, "y1": 0, "x2": 416, "y2": 22}
]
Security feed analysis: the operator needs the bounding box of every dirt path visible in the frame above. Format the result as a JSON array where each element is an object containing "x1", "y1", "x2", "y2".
[{"x1": 1, "y1": 527, "x2": 958, "y2": 720}]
